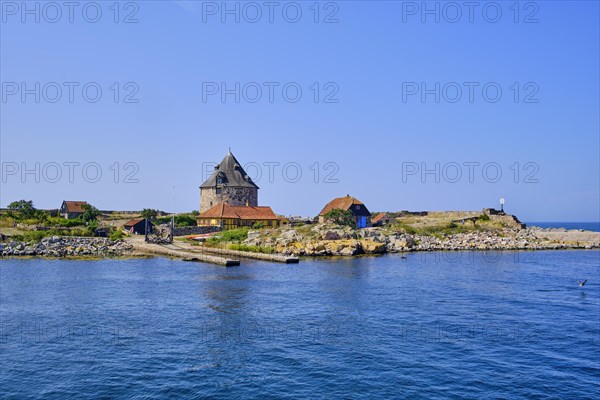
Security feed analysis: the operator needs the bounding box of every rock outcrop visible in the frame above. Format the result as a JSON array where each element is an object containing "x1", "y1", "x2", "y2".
[{"x1": 242, "y1": 225, "x2": 600, "y2": 257}]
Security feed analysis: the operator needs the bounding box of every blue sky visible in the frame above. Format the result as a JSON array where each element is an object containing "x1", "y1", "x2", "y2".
[{"x1": 1, "y1": 1, "x2": 598, "y2": 221}]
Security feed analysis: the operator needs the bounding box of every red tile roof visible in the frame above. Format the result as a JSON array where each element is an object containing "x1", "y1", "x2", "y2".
[
  {"x1": 199, "y1": 203, "x2": 279, "y2": 220},
  {"x1": 62, "y1": 201, "x2": 88, "y2": 213},
  {"x1": 372, "y1": 213, "x2": 387, "y2": 223},
  {"x1": 124, "y1": 219, "x2": 144, "y2": 227},
  {"x1": 318, "y1": 195, "x2": 365, "y2": 216}
]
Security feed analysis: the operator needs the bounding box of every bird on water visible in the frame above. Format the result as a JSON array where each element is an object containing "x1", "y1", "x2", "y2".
[{"x1": 578, "y1": 279, "x2": 587, "y2": 287}]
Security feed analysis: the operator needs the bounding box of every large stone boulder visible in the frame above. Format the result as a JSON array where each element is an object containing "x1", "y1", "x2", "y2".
[
  {"x1": 325, "y1": 240, "x2": 362, "y2": 256},
  {"x1": 274, "y1": 229, "x2": 302, "y2": 247},
  {"x1": 340, "y1": 246, "x2": 361, "y2": 256},
  {"x1": 359, "y1": 228, "x2": 387, "y2": 242},
  {"x1": 247, "y1": 230, "x2": 261, "y2": 240},
  {"x1": 281, "y1": 229, "x2": 300, "y2": 240},
  {"x1": 313, "y1": 224, "x2": 354, "y2": 240},
  {"x1": 322, "y1": 231, "x2": 341, "y2": 241},
  {"x1": 387, "y1": 234, "x2": 417, "y2": 252},
  {"x1": 360, "y1": 240, "x2": 386, "y2": 254},
  {"x1": 243, "y1": 231, "x2": 263, "y2": 246}
]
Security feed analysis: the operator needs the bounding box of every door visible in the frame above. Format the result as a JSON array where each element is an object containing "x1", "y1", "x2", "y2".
[{"x1": 357, "y1": 216, "x2": 367, "y2": 228}]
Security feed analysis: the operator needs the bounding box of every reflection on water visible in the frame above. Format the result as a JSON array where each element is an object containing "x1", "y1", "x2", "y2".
[
  {"x1": 203, "y1": 273, "x2": 252, "y2": 314},
  {"x1": 201, "y1": 273, "x2": 255, "y2": 282}
]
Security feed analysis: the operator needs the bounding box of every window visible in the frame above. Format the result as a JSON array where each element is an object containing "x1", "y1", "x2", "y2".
[
  {"x1": 216, "y1": 188, "x2": 222, "y2": 194},
  {"x1": 217, "y1": 177, "x2": 223, "y2": 184}
]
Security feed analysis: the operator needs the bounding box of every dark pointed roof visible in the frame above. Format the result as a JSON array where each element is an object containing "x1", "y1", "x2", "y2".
[{"x1": 200, "y1": 150, "x2": 259, "y2": 189}]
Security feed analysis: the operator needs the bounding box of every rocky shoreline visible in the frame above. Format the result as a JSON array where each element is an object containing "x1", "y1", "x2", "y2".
[
  {"x1": 1, "y1": 226, "x2": 598, "y2": 260},
  {"x1": 243, "y1": 226, "x2": 600, "y2": 257},
  {"x1": 0, "y1": 236, "x2": 133, "y2": 258}
]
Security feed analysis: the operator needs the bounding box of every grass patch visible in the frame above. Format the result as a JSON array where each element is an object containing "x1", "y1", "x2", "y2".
[
  {"x1": 205, "y1": 228, "x2": 249, "y2": 245},
  {"x1": 44, "y1": 217, "x2": 86, "y2": 227},
  {"x1": 228, "y1": 243, "x2": 275, "y2": 254},
  {"x1": 0, "y1": 216, "x2": 16, "y2": 228},
  {"x1": 394, "y1": 222, "x2": 417, "y2": 235},
  {"x1": 391, "y1": 221, "x2": 491, "y2": 237}
]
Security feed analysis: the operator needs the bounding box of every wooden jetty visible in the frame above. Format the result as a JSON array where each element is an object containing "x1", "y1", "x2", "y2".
[
  {"x1": 131, "y1": 242, "x2": 240, "y2": 267},
  {"x1": 191, "y1": 246, "x2": 299, "y2": 264}
]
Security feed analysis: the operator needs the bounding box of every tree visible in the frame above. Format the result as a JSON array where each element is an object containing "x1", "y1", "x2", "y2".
[
  {"x1": 85, "y1": 219, "x2": 99, "y2": 236},
  {"x1": 324, "y1": 209, "x2": 356, "y2": 228},
  {"x1": 140, "y1": 208, "x2": 159, "y2": 221},
  {"x1": 174, "y1": 215, "x2": 197, "y2": 227},
  {"x1": 81, "y1": 204, "x2": 101, "y2": 223},
  {"x1": 7, "y1": 200, "x2": 36, "y2": 220},
  {"x1": 34, "y1": 209, "x2": 50, "y2": 223}
]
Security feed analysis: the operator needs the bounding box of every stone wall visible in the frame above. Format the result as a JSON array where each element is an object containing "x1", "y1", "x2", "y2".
[
  {"x1": 200, "y1": 186, "x2": 258, "y2": 213},
  {"x1": 1, "y1": 236, "x2": 133, "y2": 257},
  {"x1": 173, "y1": 225, "x2": 221, "y2": 236},
  {"x1": 16, "y1": 224, "x2": 79, "y2": 232}
]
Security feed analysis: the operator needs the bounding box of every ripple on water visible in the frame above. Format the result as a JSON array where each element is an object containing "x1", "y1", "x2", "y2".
[{"x1": 1, "y1": 251, "x2": 599, "y2": 398}]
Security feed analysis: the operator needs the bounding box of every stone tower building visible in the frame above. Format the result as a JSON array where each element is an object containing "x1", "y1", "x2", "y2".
[{"x1": 200, "y1": 150, "x2": 259, "y2": 213}]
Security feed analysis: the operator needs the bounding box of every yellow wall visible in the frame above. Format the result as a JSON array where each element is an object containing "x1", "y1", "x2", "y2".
[{"x1": 197, "y1": 218, "x2": 279, "y2": 230}]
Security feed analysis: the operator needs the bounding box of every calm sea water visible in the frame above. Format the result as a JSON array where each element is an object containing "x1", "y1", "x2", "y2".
[
  {"x1": 1, "y1": 251, "x2": 599, "y2": 399},
  {"x1": 526, "y1": 222, "x2": 600, "y2": 232}
]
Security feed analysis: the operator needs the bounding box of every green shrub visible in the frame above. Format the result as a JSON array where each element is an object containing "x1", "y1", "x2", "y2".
[
  {"x1": 71, "y1": 228, "x2": 89, "y2": 237},
  {"x1": 156, "y1": 214, "x2": 198, "y2": 227},
  {"x1": 140, "y1": 208, "x2": 159, "y2": 220},
  {"x1": 175, "y1": 215, "x2": 197, "y2": 227},
  {"x1": 478, "y1": 213, "x2": 490, "y2": 221},
  {"x1": 34, "y1": 210, "x2": 50, "y2": 223},
  {"x1": 156, "y1": 216, "x2": 170, "y2": 224},
  {"x1": 110, "y1": 229, "x2": 124, "y2": 241},
  {"x1": 205, "y1": 228, "x2": 249, "y2": 244},
  {"x1": 324, "y1": 209, "x2": 355, "y2": 228},
  {"x1": 81, "y1": 204, "x2": 101, "y2": 222},
  {"x1": 220, "y1": 228, "x2": 249, "y2": 242},
  {"x1": 82, "y1": 220, "x2": 96, "y2": 236},
  {"x1": 45, "y1": 217, "x2": 85, "y2": 227},
  {"x1": 22, "y1": 231, "x2": 47, "y2": 242}
]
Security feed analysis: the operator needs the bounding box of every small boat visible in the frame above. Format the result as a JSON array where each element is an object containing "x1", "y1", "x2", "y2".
[{"x1": 187, "y1": 233, "x2": 220, "y2": 242}]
